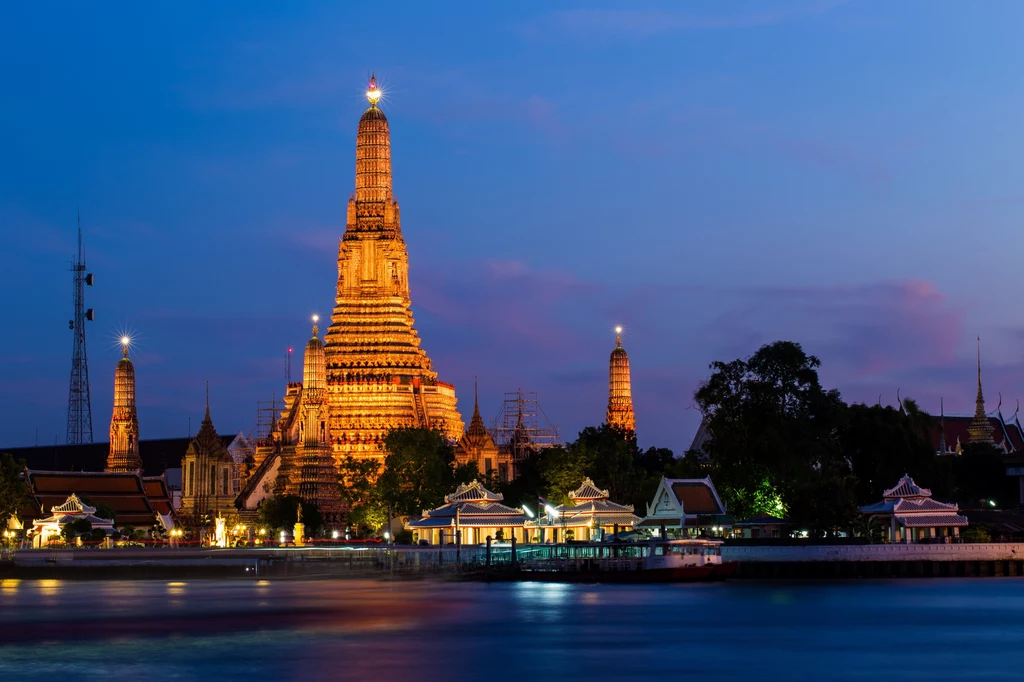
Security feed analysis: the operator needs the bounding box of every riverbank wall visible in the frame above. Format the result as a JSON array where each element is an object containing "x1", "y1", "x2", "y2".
[{"x1": 723, "y1": 543, "x2": 1024, "y2": 579}]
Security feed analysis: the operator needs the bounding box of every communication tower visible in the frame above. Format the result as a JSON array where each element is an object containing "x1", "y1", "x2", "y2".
[{"x1": 66, "y1": 221, "x2": 95, "y2": 444}]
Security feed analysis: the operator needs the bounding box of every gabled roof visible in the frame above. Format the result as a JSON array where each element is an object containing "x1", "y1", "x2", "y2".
[
  {"x1": 568, "y1": 477, "x2": 608, "y2": 502},
  {"x1": 445, "y1": 480, "x2": 503, "y2": 504},
  {"x1": 669, "y1": 477, "x2": 726, "y2": 515},
  {"x1": 50, "y1": 493, "x2": 94, "y2": 515},
  {"x1": 23, "y1": 469, "x2": 170, "y2": 527},
  {"x1": 883, "y1": 474, "x2": 931, "y2": 499}
]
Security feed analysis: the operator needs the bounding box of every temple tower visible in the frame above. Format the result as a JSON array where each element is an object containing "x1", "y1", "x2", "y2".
[
  {"x1": 180, "y1": 389, "x2": 235, "y2": 524},
  {"x1": 106, "y1": 337, "x2": 142, "y2": 473},
  {"x1": 606, "y1": 326, "x2": 636, "y2": 433},
  {"x1": 324, "y1": 76, "x2": 463, "y2": 464},
  {"x1": 297, "y1": 316, "x2": 344, "y2": 521},
  {"x1": 968, "y1": 337, "x2": 994, "y2": 444}
]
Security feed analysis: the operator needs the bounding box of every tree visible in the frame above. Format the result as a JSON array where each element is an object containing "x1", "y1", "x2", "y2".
[
  {"x1": 694, "y1": 341, "x2": 854, "y2": 530},
  {"x1": 843, "y1": 401, "x2": 938, "y2": 505},
  {"x1": 376, "y1": 427, "x2": 475, "y2": 516},
  {"x1": 0, "y1": 453, "x2": 29, "y2": 526},
  {"x1": 61, "y1": 518, "x2": 92, "y2": 544}
]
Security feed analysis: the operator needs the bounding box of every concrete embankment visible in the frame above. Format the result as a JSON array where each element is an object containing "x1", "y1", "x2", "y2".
[
  {"x1": 0, "y1": 546, "x2": 479, "y2": 581},
  {"x1": 724, "y1": 543, "x2": 1024, "y2": 579}
]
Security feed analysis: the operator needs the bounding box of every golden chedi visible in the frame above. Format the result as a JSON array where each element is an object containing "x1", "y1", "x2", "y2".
[
  {"x1": 606, "y1": 326, "x2": 636, "y2": 433},
  {"x1": 106, "y1": 337, "x2": 142, "y2": 473},
  {"x1": 323, "y1": 75, "x2": 464, "y2": 464}
]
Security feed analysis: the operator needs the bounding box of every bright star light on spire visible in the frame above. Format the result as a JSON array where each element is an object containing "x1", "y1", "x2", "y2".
[
  {"x1": 366, "y1": 73, "x2": 382, "y2": 106},
  {"x1": 121, "y1": 335, "x2": 131, "y2": 347},
  {"x1": 312, "y1": 314, "x2": 319, "y2": 323},
  {"x1": 615, "y1": 326, "x2": 623, "y2": 335}
]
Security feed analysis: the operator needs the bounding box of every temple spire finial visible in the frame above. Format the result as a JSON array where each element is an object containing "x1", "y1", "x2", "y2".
[
  {"x1": 614, "y1": 325, "x2": 623, "y2": 347},
  {"x1": 204, "y1": 380, "x2": 211, "y2": 422},
  {"x1": 366, "y1": 73, "x2": 381, "y2": 107},
  {"x1": 312, "y1": 313, "x2": 320, "y2": 337},
  {"x1": 968, "y1": 336, "x2": 995, "y2": 444}
]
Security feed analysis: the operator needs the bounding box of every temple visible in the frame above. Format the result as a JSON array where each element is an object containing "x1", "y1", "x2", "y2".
[
  {"x1": 530, "y1": 478, "x2": 640, "y2": 542},
  {"x1": 406, "y1": 480, "x2": 527, "y2": 545},
  {"x1": 179, "y1": 389, "x2": 236, "y2": 525},
  {"x1": 322, "y1": 75, "x2": 463, "y2": 462},
  {"x1": 606, "y1": 326, "x2": 635, "y2": 433},
  {"x1": 638, "y1": 476, "x2": 730, "y2": 537},
  {"x1": 105, "y1": 338, "x2": 141, "y2": 473},
  {"x1": 966, "y1": 338, "x2": 995, "y2": 444},
  {"x1": 859, "y1": 474, "x2": 968, "y2": 543},
  {"x1": 455, "y1": 381, "x2": 512, "y2": 481}
]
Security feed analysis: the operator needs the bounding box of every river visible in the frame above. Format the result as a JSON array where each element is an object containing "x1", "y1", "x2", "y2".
[{"x1": 1, "y1": 577, "x2": 1023, "y2": 681}]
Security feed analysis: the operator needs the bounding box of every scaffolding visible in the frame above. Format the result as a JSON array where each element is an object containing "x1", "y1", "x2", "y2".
[
  {"x1": 251, "y1": 396, "x2": 280, "y2": 444},
  {"x1": 490, "y1": 390, "x2": 561, "y2": 464}
]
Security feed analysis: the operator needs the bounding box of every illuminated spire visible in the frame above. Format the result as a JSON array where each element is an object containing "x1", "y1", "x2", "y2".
[
  {"x1": 353, "y1": 73, "x2": 393, "y2": 211},
  {"x1": 106, "y1": 341, "x2": 141, "y2": 473},
  {"x1": 607, "y1": 326, "x2": 636, "y2": 433},
  {"x1": 968, "y1": 336, "x2": 995, "y2": 444},
  {"x1": 366, "y1": 73, "x2": 381, "y2": 107}
]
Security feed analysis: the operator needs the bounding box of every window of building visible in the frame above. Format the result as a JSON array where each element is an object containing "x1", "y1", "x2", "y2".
[
  {"x1": 485, "y1": 458, "x2": 493, "y2": 474},
  {"x1": 187, "y1": 462, "x2": 194, "y2": 497},
  {"x1": 209, "y1": 464, "x2": 216, "y2": 495},
  {"x1": 222, "y1": 467, "x2": 229, "y2": 496}
]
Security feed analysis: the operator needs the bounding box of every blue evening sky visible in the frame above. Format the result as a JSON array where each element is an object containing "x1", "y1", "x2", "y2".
[{"x1": 3, "y1": 1, "x2": 1024, "y2": 451}]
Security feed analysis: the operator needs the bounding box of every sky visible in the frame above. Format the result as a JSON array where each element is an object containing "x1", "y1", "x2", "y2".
[{"x1": 3, "y1": 1, "x2": 1024, "y2": 453}]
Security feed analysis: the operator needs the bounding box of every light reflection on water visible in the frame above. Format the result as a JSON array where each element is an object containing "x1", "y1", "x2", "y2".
[{"x1": 2, "y1": 578, "x2": 1024, "y2": 681}]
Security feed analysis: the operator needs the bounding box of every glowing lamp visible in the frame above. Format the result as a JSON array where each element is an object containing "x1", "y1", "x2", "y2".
[
  {"x1": 614, "y1": 326, "x2": 622, "y2": 335},
  {"x1": 312, "y1": 314, "x2": 319, "y2": 323},
  {"x1": 120, "y1": 335, "x2": 131, "y2": 347}
]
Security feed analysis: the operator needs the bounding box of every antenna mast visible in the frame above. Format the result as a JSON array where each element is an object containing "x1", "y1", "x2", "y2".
[{"x1": 66, "y1": 216, "x2": 95, "y2": 444}]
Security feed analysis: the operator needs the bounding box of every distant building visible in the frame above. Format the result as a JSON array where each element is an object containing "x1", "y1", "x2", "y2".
[
  {"x1": 638, "y1": 476, "x2": 730, "y2": 538},
  {"x1": 406, "y1": 480, "x2": 527, "y2": 545},
  {"x1": 529, "y1": 478, "x2": 640, "y2": 542},
  {"x1": 31, "y1": 493, "x2": 114, "y2": 548},
  {"x1": 859, "y1": 474, "x2": 968, "y2": 543},
  {"x1": 454, "y1": 384, "x2": 512, "y2": 482},
  {"x1": 606, "y1": 327, "x2": 635, "y2": 433}
]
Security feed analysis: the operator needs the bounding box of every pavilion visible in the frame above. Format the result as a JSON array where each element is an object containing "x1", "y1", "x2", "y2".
[
  {"x1": 30, "y1": 493, "x2": 115, "y2": 548},
  {"x1": 406, "y1": 480, "x2": 528, "y2": 545},
  {"x1": 859, "y1": 474, "x2": 968, "y2": 543},
  {"x1": 636, "y1": 476, "x2": 731, "y2": 538},
  {"x1": 529, "y1": 478, "x2": 640, "y2": 543}
]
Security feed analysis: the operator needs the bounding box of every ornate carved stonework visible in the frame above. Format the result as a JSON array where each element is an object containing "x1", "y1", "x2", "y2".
[
  {"x1": 106, "y1": 344, "x2": 142, "y2": 473},
  {"x1": 607, "y1": 328, "x2": 636, "y2": 433},
  {"x1": 323, "y1": 76, "x2": 464, "y2": 464}
]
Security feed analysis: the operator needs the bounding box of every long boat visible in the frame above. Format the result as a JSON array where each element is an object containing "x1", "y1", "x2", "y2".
[{"x1": 473, "y1": 538, "x2": 737, "y2": 583}]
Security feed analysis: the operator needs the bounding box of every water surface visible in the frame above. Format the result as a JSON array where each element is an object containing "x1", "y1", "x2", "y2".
[{"x1": 2, "y1": 577, "x2": 1023, "y2": 681}]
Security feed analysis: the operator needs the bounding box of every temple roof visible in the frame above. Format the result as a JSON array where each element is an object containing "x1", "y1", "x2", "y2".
[
  {"x1": 898, "y1": 513, "x2": 968, "y2": 527},
  {"x1": 445, "y1": 480, "x2": 503, "y2": 504},
  {"x1": 22, "y1": 470, "x2": 172, "y2": 527},
  {"x1": 50, "y1": 493, "x2": 94, "y2": 515},
  {"x1": 670, "y1": 479, "x2": 726, "y2": 515},
  {"x1": 568, "y1": 477, "x2": 609, "y2": 502},
  {"x1": 883, "y1": 474, "x2": 931, "y2": 500}
]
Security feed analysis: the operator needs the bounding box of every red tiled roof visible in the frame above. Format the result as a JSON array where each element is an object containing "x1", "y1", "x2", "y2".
[
  {"x1": 671, "y1": 482, "x2": 724, "y2": 514},
  {"x1": 24, "y1": 470, "x2": 171, "y2": 527}
]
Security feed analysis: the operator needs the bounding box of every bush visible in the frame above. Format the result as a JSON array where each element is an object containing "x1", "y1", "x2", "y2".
[{"x1": 961, "y1": 526, "x2": 992, "y2": 543}]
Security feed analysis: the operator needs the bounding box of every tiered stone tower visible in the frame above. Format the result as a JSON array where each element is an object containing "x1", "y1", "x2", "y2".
[
  {"x1": 106, "y1": 338, "x2": 142, "y2": 473},
  {"x1": 324, "y1": 76, "x2": 463, "y2": 463},
  {"x1": 296, "y1": 316, "x2": 344, "y2": 519},
  {"x1": 967, "y1": 337, "x2": 994, "y2": 444},
  {"x1": 606, "y1": 327, "x2": 636, "y2": 433}
]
